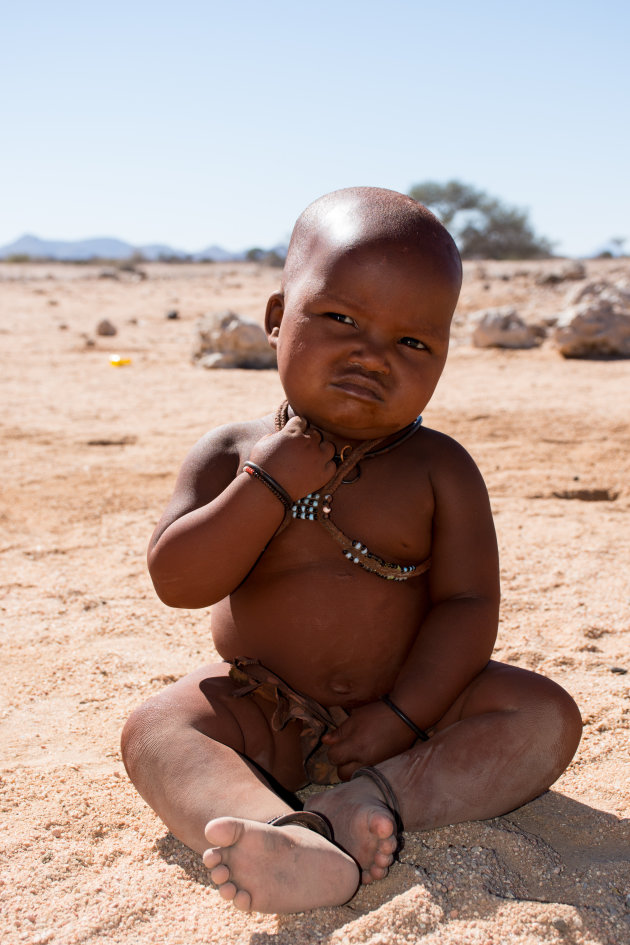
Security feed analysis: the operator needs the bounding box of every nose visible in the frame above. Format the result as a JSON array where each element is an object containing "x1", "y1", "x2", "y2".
[{"x1": 348, "y1": 334, "x2": 390, "y2": 374}]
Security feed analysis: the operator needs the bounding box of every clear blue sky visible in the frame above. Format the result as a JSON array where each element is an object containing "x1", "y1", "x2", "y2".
[{"x1": 3, "y1": 0, "x2": 628, "y2": 256}]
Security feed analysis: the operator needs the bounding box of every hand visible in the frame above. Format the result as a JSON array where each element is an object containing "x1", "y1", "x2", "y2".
[
  {"x1": 321, "y1": 700, "x2": 419, "y2": 781},
  {"x1": 248, "y1": 416, "x2": 337, "y2": 500}
]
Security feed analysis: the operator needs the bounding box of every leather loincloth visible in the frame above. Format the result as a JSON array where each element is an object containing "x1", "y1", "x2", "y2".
[{"x1": 228, "y1": 657, "x2": 348, "y2": 785}]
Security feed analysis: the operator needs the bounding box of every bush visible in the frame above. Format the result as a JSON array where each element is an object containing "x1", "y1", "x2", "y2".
[{"x1": 409, "y1": 180, "x2": 554, "y2": 259}]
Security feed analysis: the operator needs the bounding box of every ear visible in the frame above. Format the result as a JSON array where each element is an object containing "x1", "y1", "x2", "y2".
[{"x1": 265, "y1": 292, "x2": 284, "y2": 349}]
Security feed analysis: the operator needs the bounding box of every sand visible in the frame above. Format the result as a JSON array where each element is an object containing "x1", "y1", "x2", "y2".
[{"x1": 1, "y1": 258, "x2": 629, "y2": 945}]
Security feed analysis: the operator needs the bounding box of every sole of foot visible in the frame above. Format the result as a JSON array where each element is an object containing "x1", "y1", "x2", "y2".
[
  {"x1": 203, "y1": 816, "x2": 360, "y2": 913},
  {"x1": 305, "y1": 778, "x2": 399, "y2": 883}
]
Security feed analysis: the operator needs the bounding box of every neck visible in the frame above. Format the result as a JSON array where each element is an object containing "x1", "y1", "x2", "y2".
[{"x1": 275, "y1": 400, "x2": 422, "y2": 458}]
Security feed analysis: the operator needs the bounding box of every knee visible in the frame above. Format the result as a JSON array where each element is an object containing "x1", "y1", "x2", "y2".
[
  {"x1": 487, "y1": 663, "x2": 583, "y2": 776},
  {"x1": 543, "y1": 679, "x2": 583, "y2": 767},
  {"x1": 120, "y1": 698, "x2": 169, "y2": 782},
  {"x1": 516, "y1": 674, "x2": 582, "y2": 786}
]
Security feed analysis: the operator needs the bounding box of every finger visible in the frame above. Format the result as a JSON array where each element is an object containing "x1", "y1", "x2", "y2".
[
  {"x1": 337, "y1": 761, "x2": 362, "y2": 781},
  {"x1": 326, "y1": 740, "x2": 358, "y2": 766},
  {"x1": 284, "y1": 415, "x2": 307, "y2": 433}
]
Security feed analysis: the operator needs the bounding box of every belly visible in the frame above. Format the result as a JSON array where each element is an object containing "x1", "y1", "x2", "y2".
[{"x1": 211, "y1": 560, "x2": 430, "y2": 707}]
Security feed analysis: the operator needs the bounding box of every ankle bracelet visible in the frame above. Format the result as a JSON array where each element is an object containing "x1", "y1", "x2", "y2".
[
  {"x1": 242, "y1": 461, "x2": 293, "y2": 510},
  {"x1": 381, "y1": 695, "x2": 429, "y2": 741}
]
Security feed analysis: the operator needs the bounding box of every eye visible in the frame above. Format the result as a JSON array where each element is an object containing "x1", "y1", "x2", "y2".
[
  {"x1": 326, "y1": 312, "x2": 357, "y2": 327},
  {"x1": 399, "y1": 336, "x2": 429, "y2": 351}
]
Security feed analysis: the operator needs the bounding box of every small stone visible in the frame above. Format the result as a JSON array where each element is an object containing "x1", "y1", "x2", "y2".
[
  {"x1": 537, "y1": 261, "x2": 586, "y2": 285},
  {"x1": 96, "y1": 318, "x2": 117, "y2": 336},
  {"x1": 471, "y1": 307, "x2": 545, "y2": 349},
  {"x1": 554, "y1": 281, "x2": 630, "y2": 358},
  {"x1": 192, "y1": 310, "x2": 276, "y2": 369},
  {"x1": 51, "y1": 827, "x2": 63, "y2": 837},
  {"x1": 610, "y1": 666, "x2": 627, "y2": 674},
  {"x1": 552, "y1": 918, "x2": 569, "y2": 933},
  {"x1": 33, "y1": 933, "x2": 54, "y2": 945},
  {"x1": 166, "y1": 310, "x2": 179, "y2": 319}
]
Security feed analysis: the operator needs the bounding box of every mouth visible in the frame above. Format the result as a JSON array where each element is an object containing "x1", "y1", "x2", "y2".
[{"x1": 330, "y1": 373, "x2": 385, "y2": 402}]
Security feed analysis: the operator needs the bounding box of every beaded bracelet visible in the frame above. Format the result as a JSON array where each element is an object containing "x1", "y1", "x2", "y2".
[
  {"x1": 242, "y1": 461, "x2": 293, "y2": 510},
  {"x1": 381, "y1": 695, "x2": 430, "y2": 741}
]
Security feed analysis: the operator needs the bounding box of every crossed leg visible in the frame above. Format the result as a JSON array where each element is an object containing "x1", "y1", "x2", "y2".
[
  {"x1": 120, "y1": 663, "x2": 394, "y2": 912},
  {"x1": 121, "y1": 660, "x2": 581, "y2": 914},
  {"x1": 307, "y1": 660, "x2": 582, "y2": 833}
]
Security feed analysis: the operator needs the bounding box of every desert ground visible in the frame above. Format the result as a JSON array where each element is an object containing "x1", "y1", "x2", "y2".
[{"x1": 1, "y1": 258, "x2": 629, "y2": 945}]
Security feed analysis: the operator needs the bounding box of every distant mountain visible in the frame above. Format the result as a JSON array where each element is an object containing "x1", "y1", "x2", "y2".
[
  {"x1": 0, "y1": 234, "x2": 262, "y2": 263},
  {"x1": 138, "y1": 243, "x2": 191, "y2": 261},
  {"x1": 195, "y1": 244, "x2": 246, "y2": 262},
  {"x1": 0, "y1": 234, "x2": 140, "y2": 261}
]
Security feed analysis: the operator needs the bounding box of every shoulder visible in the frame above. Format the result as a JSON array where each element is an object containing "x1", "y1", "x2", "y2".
[
  {"x1": 409, "y1": 425, "x2": 488, "y2": 499},
  {"x1": 169, "y1": 413, "x2": 275, "y2": 506},
  {"x1": 149, "y1": 414, "x2": 276, "y2": 547},
  {"x1": 410, "y1": 424, "x2": 481, "y2": 470},
  {"x1": 182, "y1": 415, "x2": 274, "y2": 471}
]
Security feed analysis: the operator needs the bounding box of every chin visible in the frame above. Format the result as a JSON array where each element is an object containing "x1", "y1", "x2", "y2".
[
  {"x1": 315, "y1": 409, "x2": 412, "y2": 442},
  {"x1": 285, "y1": 389, "x2": 420, "y2": 440}
]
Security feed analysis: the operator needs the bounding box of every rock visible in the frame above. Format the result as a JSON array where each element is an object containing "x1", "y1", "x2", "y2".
[
  {"x1": 553, "y1": 281, "x2": 630, "y2": 358},
  {"x1": 471, "y1": 307, "x2": 546, "y2": 349},
  {"x1": 96, "y1": 318, "x2": 117, "y2": 337},
  {"x1": 536, "y1": 261, "x2": 586, "y2": 285},
  {"x1": 552, "y1": 487, "x2": 618, "y2": 502},
  {"x1": 566, "y1": 279, "x2": 630, "y2": 308},
  {"x1": 166, "y1": 310, "x2": 179, "y2": 320},
  {"x1": 192, "y1": 310, "x2": 276, "y2": 369}
]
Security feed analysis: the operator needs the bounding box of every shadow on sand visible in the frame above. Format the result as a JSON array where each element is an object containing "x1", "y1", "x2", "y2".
[{"x1": 153, "y1": 791, "x2": 629, "y2": 944}]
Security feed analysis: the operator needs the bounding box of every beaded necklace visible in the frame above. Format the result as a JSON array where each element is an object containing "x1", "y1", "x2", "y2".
[{"x1": 274, "y1": 401, "x2": 431, "y2": 582}]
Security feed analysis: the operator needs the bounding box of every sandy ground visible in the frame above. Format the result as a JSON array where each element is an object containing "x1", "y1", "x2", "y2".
[{"x1": 1, "y1": 259, "x2": 629, "y2": 945}]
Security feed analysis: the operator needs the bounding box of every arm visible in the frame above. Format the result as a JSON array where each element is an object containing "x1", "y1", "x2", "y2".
[
  {"x1": 387, "y1": 438, "x2": 500, "y2": 722},
  {"x1": 324, "y1": 437, "x2": 500, "y2": 776},
  {"x1": 148, "y1": 417, "x2": 336, "y2": 608}
]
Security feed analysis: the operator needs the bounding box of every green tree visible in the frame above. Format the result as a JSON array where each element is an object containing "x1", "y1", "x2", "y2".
[{"x1": 408, "y1": 180, "x2": 553, "y2": 259}]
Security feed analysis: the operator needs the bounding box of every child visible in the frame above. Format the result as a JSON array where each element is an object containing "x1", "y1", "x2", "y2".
[{"x1": 122, "y1": 187, "x2": 582, "y2": 914}]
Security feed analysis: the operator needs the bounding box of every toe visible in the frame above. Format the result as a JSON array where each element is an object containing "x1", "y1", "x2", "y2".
[
  {"x1": 202, "y1": 848, "x2": 222, "y2": 869},
  {"x1": 205, "y1": 816, "x2": 241, "y2": 847},
  {"x1": 217, "y1": 881, "x2": 238, "y2": 901},
  {"x1": 373, "y1": 849, "x2": 394, "y2": 868},
  {"x1": 210, "y1": 864, "x2": 230, "y2": 885},
  {"x1": 370, "y1": 810, "x2": 397, "y2": 840},
  {"x1": 379, "y1": 835, "x2": 398, "y2": 855},
  {"x1": 232, "y1": 889, "x2": 252, "y2": 911}
]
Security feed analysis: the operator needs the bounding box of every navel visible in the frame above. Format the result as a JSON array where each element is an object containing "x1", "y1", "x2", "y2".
[{"x1": 328, "y1": 677, "x2": 353, "y2": 695}]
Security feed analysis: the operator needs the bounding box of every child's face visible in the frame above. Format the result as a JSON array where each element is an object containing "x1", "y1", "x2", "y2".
[{"x1": 266, "y1": 238, "x2": 459, "y2": 441}]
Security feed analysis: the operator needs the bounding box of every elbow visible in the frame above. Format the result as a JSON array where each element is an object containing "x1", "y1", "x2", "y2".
[
  {"x1": 148, "y1": 563, "x2": 204, "y2": 609},
  {"x1": 150, "y1": 575, "x2": 189, "y2": 609},
  {"x1": 148, "y1": 562, "x2": 223, "y2": 610}
]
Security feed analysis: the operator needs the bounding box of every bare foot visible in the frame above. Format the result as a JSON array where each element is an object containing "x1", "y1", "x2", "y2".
[
  {"x1": 305, "y1": 778, "x2": 399, "y2": 884},
  {"x1": 203, "y1": 816, "x2": 360, "y2": 913}
]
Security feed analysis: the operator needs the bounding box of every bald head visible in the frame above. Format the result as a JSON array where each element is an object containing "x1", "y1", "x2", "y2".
[{"x1": 282, "y1": 186, "x2": 462, "y2": 293}]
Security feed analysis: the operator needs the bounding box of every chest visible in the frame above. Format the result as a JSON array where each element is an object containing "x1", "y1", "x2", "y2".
[{"x1": 279, "y1": 458, "x2": 435, "y2": 572}]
